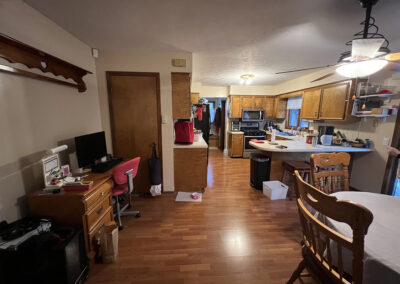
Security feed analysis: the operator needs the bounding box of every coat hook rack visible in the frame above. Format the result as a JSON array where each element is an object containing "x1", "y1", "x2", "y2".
[{"x1": 0, "y1": 33, "x2": 92, "y2": 92}]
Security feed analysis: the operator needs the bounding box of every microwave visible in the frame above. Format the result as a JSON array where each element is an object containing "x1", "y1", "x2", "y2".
[{"x1": 242, "y1": 109, "x2": 265, "y2": 121}]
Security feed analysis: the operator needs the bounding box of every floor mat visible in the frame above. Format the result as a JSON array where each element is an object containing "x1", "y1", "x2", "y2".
[{"x1": 175, "y1": 192, "x2": 202, "y2": 202}]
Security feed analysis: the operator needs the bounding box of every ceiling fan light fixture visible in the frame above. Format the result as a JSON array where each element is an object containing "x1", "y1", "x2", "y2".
[{"x1": 336, "y1": 59, "x2": 387, "y2": 78}]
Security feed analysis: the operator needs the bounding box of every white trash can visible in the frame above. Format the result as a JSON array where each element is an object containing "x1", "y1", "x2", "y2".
[{"x1": 263, "y1": 181, "x2": 288, "y2": 200}]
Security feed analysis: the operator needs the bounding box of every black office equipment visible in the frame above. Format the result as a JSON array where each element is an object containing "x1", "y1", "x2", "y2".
[
  {"x1": 91, "y1": 157, "x2": 123, "y2": 173},
  {"x1": 75, "y1": 131, "x2": 107, "y2": 168}
]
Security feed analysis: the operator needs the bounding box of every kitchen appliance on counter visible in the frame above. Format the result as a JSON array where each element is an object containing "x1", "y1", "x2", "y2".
[
  {"x1": 242, "y1": 109, "x2": 264, "y2": 122},
  {"x1": 318, "y1": 126, "x2": 335, "y2": 146},
  {"x1": 174, "y1": 121, "x2": 194, "y2": 144},
  {"x1": 231, "y1": 121, "x2": 240, "y2": 132},
  {"x1": 240, "y1": 121, "x2": 266, "y2": 158}
]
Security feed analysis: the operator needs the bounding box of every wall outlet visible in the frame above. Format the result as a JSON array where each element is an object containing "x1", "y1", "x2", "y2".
[{"x1": 383, "y1": 137, "x2": 391, "y2": 146}]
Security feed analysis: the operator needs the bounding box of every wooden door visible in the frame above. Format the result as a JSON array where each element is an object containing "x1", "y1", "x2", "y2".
[
  {"x1": 219, "y1": 100, "x2": 226, "y2": 151},
  {"x1": 254, "y1": 96, "x2": 264, "y2": 109},
  {"x1": 319, "y1": 82, "x2": 349, "y2": 120},
  {"x1": 107, "y1": 72, "x2": 162, "y2": 194},
  {"x1": 230, "y1": 96, "x2": 241, "y2": 118},
  {"x1": 172, "y1": 72, "x2": 191, "y2": 119},
  {"x1": 241, "y1": 96, "x2": 254, "y2": 109},
  {"x1": 264, "y1": 97, "x2": 275, "y2": 118},
  {"x1": 301, "y1": 88, "x2": 322, "y2": 119},
  {"x1": 273, "y1": 96, "x2": 287, "y2": 118}
]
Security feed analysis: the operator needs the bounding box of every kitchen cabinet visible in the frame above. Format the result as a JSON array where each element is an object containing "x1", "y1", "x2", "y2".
[
  {"x1": 254, "y1": 96, "x2": 264, "y2": 109},
  {"x1": 228, "y1": 132, "x2": 244, "y2": 157},
  {"x1": 191, "y1": 92, "x2": 200, "y2": 104},
  {"x1": 264, "y1": 97, "x2": 275, "y2": 118},
  {"x1": 300, "y1": 88, "x2": 322, "y2": 119},
  {"x1": 273, "y1": 96, "x2": 287, "y2": 119},
  {"x1": 172, "y1": 72, "x2": 191, "y2": 119},
  {"x1": 241, "y1": 96, "x2": 254, "y2": 109},
  {"x1": 230, "y1": 96, "x2": 242, "y2": 118},
  {"x1": 319, "y1": 82, "x2": 350, "y2": 120},
  {"x1": 174, "y1": 147, "x2": 207, "y2": 191}
]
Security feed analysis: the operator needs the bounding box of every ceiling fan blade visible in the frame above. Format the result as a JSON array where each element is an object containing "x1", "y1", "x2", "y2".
[
  {"x1": 310, "y1": 72, "x2": 336, "y2": 83},
  {"x1": 275, "y1": 64, "x2": 336, "y2": 74},
  {"x1": 385, "y1": 52, "x2": 400, "y2": 61}
]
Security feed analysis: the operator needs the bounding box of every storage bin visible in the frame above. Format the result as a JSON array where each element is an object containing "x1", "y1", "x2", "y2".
[{"x1": 263, "y1": 181, "x2": 288, "y2": 200}]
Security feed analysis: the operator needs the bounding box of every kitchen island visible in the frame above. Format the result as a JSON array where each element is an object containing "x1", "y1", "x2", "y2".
[
  {"x1": 249, "y1": 139, "x2": 372, "y2": 180},
  {"x1": 173, "y1": 137, "x2": 208, "y2": 192}
]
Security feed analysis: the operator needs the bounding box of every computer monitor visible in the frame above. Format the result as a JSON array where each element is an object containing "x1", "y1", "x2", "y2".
[{"x1": 75, "y1": 131, "x2": 107, "y2": 168}]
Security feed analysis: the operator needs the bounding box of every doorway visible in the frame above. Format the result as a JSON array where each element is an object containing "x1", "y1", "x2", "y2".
[{"x1": 106, "y1": 72, "x2": 162, "y2": 194}]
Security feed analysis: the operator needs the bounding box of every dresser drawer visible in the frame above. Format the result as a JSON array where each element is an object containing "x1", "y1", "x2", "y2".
[
  {"x1": 84, "y1": 180, "x2": 113, "y2": 210},
  {"x1": 87, "y1": 207, "x2": 113, "y2": 251},
  {"x1": 84, "y1": 195, "x2": 111, "y2": 232}
]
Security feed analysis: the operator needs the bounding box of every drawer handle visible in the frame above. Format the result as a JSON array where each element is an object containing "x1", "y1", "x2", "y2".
[
  {"x1": 97, "y1": 206, "x2": 104, "y2": 215},
  {"x1": 101, "y1": 192, "x2": 105, "y2": 196}
]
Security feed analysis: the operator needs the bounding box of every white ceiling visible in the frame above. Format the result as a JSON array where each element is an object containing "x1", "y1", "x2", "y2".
[{"x1": 25, "y1": 0, "x2": 400, "y2": 85}]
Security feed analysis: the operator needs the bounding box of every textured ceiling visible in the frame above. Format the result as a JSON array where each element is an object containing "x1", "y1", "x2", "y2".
[{"x1": 25, "y1": 0, "x2": 400, "y2": 85}]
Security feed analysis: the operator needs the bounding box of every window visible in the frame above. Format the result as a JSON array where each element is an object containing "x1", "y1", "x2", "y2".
[{"x1": 285, "y1": 96, "x2": 308, "y2": 129}]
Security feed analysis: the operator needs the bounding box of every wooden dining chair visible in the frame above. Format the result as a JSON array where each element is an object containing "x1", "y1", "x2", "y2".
[
  {"x1": 310, "y1": 152, "x2": 351, "y2": 193},
  {"x1": 287, "y1": 171, "x2": 373, "y2": 284}
]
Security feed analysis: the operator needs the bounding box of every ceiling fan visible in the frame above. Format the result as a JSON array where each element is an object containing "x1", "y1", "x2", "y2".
[{"x1": 276, "y1": 0, "x2": 400, "y2": 82}]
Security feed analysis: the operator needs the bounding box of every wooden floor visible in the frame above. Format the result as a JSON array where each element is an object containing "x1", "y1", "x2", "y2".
[{"x1": 88, "y1": 150, "x2": 312, "y2": 284}]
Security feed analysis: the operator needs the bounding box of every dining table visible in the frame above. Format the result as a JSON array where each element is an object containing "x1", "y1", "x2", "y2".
[{"x1": 322, "y1": 191, "x2": 400, "y2": 284}]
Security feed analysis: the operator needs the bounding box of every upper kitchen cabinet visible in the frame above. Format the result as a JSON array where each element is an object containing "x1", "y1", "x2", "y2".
[
  {"x1": 191, "y1": 92, "x2": 200, "y2": 105},
  {"x1": 273, "y1": 96, "x2": 287, "y2": 118},
  {"x1": 300, "y1": 88, "x2": 322, "y2": 119},
  {"x1": 254, "y1": 96, "x2": 264, "y2": 109},
  {"x1": 241, "y1": 96, "x2": 254, "y2": 109},
  {"x1": 264, "y1": 96, "x2": 275, "y2": 118},
  {"x1": 230, "y1": 95, "x2": 242, "y2": 118},
  {"x1": 319, "y1": 81, "x2": 350, "y2": 120},
  {"x1": 172, "y1": 72, "x2": 191, "y2": 119}
]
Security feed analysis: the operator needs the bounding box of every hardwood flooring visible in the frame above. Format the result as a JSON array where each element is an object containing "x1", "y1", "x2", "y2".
[{"x1": 88, "y1": 150, "x2": 312, "y2": 284}]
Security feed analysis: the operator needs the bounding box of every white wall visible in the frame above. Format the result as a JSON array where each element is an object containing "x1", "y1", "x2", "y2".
[
  {"x1": 229, "y1": 84, "x2": 275, "y2": 96},
  {"x1": 0, "y1": 0, "x2": 102, "y2": 221},
  {"x1": 191, "y1": 82, "x2": 228, "y2": 97},
  {"x1": 95, "y1": 51, "x2": 192, "y2": 192}
]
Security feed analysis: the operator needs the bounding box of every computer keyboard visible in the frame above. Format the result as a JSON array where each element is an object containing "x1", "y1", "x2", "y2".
[{"x1": 91, "y1": 158, "x2": 123, "y2": 173}]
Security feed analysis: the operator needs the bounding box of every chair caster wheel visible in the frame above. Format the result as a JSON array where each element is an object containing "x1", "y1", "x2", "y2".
[
  {"x1": 135, "y1": 213, "x2": 141, "y2": 218},
  {"x1": 118, "y1": 225, "x2": 124, "y2": 231}
]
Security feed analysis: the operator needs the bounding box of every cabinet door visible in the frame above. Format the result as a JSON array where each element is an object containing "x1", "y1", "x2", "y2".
[
  {"x1": 231, "y1": 134, "x2": 243, "y2": 157},
  {"x1": 301, "y1": 88, "x2": 321, "y2": 119},
  {"x1": 191, "y1": 93, "x2": 199, "y2": 104},
  {"x1": 230, "y1": 96, "x2": 242, "y2": 118},
  {"x1": 254, "y1": 96, "x2": 264, "y2": 109},
  {"x1": 172, "y1": 72, "x2": 191, "y2": 119},
  {"x1": 319, "y1": 82, "x2": 349, "y2": 120},
  {"x1": 264, "y1": 97, "x2": 275, "y2": 118},
  {"x1": 273, "y1": 96, "x2": 287, "y2": 118},
  {"x1": 241, "y1": 96, "x2": 254, "y2": 109}
]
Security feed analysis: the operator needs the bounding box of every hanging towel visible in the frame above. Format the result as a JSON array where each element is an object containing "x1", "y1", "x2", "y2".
[
  {"x1": 196, "y1": 106, "x2": 203, "y2": 121},
  {"x1": 214, "y1": 107, "x2": 221, "y2": 127}
]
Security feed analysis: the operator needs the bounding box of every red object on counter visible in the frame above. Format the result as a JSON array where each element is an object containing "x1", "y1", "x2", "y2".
[
  {"x1": 250, "y1": 139, "x2": 264, "y2": 143},
  {"x1": 306, "y1": 136, "x2": 313, "y2": 144},
  {"x1": 174, "y1": 121, "x2": 194, "y2": 144}
]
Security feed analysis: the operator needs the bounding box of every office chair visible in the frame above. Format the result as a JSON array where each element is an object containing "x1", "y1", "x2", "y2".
[{"x1": 112, "y1": 157, "x2": 141, "y2": 230}]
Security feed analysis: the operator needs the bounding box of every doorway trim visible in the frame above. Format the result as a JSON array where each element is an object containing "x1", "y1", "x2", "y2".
[{"x1": 106, "y1": 71, "x2": 163, "y2": 190}]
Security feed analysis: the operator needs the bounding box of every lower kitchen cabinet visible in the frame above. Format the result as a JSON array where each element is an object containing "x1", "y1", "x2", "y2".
[
  {"x1": 174, "y1": 147, "x2": 208, "y2": 191},
  {"x1": 228, "y1": 132, "x2": 244, "y2": 157}
]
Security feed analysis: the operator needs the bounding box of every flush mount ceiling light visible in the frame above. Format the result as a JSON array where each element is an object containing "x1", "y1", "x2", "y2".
[{"x1": 240, "y1": 74, "x2": 254, "y2": 85}]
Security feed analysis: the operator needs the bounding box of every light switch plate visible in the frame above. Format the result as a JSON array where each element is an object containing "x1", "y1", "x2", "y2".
[
  {"x1": 383, "y1": 137, "x2": 390, "y2": 146},
  {"x1": 162, "y1": 115, "x2": 168, "y2": 124}
]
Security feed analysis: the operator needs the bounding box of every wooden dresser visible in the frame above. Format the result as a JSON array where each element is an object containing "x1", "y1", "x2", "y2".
[{"x1": 28, "y1": 171, "x2": 114, "y2": 257}]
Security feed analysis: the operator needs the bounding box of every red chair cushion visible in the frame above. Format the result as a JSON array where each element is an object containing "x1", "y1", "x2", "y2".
[{"x1": 112, "y1": 183, "x2": 129, "y2": 197}]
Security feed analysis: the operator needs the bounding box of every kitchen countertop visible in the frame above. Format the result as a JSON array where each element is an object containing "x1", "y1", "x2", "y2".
[
  {"x1": 173, "y1": 136, "x2": 208, "y2": 149},
  {"x1": 266, "y1": 131, "x2": 297, "y2": 140},
  {"x1": 228, "y1": 131, "x2": 244, "y2": 134},
  {"x1": 249, "y1": 140, "x2": 372, "y2": 153}
]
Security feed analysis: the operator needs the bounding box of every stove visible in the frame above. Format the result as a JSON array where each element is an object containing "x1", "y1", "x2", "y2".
[{"x1": 239, "y1": 122, "x2": 266, "y2": 158}]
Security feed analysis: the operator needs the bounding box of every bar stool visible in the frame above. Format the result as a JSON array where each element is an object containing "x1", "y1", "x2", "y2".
[{"x1": 281, "y1": 160, "x2": 310, "y2": 199}]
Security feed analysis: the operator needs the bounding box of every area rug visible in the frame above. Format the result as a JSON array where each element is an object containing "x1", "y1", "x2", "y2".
[{"x1": 175, "y1": 192, "x2": 202, "y2": 202}]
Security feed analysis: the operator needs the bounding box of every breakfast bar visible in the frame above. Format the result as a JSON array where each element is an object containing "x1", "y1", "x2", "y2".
[{"x1": 249, "y1": 139, "x2": 372, "y2": 180}]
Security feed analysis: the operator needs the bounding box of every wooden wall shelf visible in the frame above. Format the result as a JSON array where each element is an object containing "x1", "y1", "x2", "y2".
[{"x1": 0, "y1": 33, "x2": 92, "y2": 92}]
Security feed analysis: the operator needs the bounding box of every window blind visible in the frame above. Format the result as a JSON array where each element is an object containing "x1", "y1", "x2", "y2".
[{"x1": 287, "y1": 96, "x2": 302, "y2": 109}]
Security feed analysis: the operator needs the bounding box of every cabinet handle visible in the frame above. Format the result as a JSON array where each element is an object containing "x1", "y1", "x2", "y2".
[
  {"x1": 101, "y1": 192, "x2": 105, "y2": 196},
  {"x1": 97, "y1": 206, "x2": 104, "y2": 215}
]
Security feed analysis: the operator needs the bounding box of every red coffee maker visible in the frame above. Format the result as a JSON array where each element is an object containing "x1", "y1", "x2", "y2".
[{"x1": 174, "y1": 121, "x2": 194, "y2": 144}]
